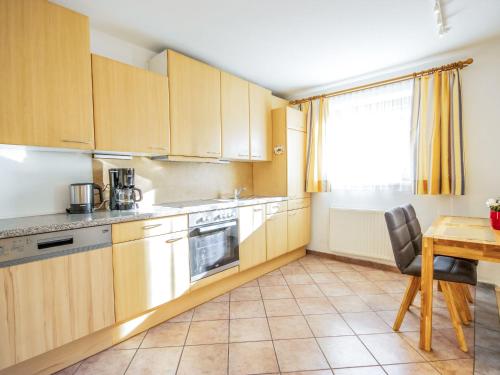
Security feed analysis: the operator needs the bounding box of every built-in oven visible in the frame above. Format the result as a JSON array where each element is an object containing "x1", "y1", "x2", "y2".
[{"x1": 188, "y1": 208, "x2": 239, "y2": 282}]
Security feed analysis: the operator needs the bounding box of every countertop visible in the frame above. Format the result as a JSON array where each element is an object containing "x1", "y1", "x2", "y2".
[{"x1": 0, "y1": 197, "x2": 288, "y2": 239}]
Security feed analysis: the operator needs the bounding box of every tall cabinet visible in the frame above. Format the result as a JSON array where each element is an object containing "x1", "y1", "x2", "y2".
[{"x1": 0, "y1": 0, "x2": 94, "y2": 149}]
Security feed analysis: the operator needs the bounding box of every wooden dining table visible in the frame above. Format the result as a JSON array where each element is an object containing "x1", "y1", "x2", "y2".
[{"x1": 420, "y1": 215, "x2": 500, "y2": 351}]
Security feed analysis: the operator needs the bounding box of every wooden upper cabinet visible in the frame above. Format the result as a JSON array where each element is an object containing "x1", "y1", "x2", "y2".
[
  {"x1": 249, "y1": 83, "x2": 272, "y2": 161},
  {"x1": 221, "y1": 72, "x2": 250, "y2": 160},
  {"x1": 167, "y1": 50, "x2": 221, "y2": 158},
  {"x1": 92, "y1": 55, "x2": 170, "y2": 154},
  {"x1": 0, "y1": 0, "x2": 94, "y2": 150}
]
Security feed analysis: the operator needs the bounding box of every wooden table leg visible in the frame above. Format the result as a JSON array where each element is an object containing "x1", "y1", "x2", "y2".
[{"x1": 420, "y1": 236, "x2": 434, "y2": 351}]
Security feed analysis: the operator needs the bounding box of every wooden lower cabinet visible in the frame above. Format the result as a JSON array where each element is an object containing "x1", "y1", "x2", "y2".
[
  {"x1": 287, "y1": 207, "x2": 311, "y2": 251},
  {"x1": 266, "y1": 211, "x2": 288, "y2": 260},
  {"x1": 239, "y1": 205, "x2": 267, "y2": 271},
  {"x1": 0, "y1": 247, "x2": 115, "y2": 369},
  {"x1": 113, "y1": 231, "x2": 190, "y2": 322}
]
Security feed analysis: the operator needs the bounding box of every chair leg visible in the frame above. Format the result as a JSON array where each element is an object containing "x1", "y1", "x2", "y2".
[
  {"x1": 462, "y1": 284, "x2": 474, "y2": 304},
  {"x1": 450, "y1": 283, "x2": 472, "y2": 325},
  {"x1": 437, "y1": 282, "x2": 443, "y2": 292},
  {"x1": 393, "y1": 276, "x2": 420, "y2": 331},
  {"x1": 440, "y1": 281, "x2": 468, "y2": 352}
]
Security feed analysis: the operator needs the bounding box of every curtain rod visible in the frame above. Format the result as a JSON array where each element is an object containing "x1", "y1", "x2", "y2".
[{"x1": 289, "y1": 58, "x2": 473, "y2": 105}]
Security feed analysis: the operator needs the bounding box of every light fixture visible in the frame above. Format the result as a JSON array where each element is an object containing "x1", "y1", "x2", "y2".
[{"x1": 433, "y1": 0, "x2": 449, "y2": 36}]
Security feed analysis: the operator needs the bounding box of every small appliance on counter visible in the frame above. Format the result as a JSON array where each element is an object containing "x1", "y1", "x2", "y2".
[
  {"x1": 109, "y1": 168, "x2": 143, "y2": 210},
  {"x1": 67, "y1": 183, "x2": 104, "y2": 214}
]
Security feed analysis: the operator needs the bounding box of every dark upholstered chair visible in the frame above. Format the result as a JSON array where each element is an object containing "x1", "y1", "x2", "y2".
[{"x1": 384, "y1": 204, "x2": 477, "y2": 352}]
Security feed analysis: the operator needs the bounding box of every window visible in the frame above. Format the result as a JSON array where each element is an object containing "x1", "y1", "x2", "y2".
[{"x1": 326, "y1": 79, "x2": 413, "y2": 190}]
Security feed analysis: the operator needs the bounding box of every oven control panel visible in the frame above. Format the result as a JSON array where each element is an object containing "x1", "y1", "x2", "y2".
[{"x1": 189, "y1": 208, "x2": 237, "y2": 227}]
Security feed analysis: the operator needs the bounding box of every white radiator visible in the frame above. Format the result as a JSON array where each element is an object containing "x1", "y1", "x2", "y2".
[{"x1": 329, "y1": 207, "x2": 394, "y2": 263}]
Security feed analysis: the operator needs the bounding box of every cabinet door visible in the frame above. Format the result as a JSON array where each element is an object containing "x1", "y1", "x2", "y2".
[
  {"x1": 0, "y1": 248, "x2": 114, "y2": 368},
  {"x1": 287, "y1": 207, "x2": 311, "y2": 251},
  {"x1": 0, "y1": 0, "x2": 94, "y2": 150},
  {"x1": 221, "y1": 72, "x2": 250, "y2": 160},
  {"x1": 287, "y1": 129, "x2": 309, "y2": 199},
  {"x1": 168, "y1": 50, "x2": 221, "y2": 158},
  {"x1": 239, "y1": 205, "x2": 267, "y2": 271},
  {"x1": 287, "y1": 107, "x2": 306, "y2": 132},
  {"x1": 113, "y1": 231, "x2": 190, "y2": 322},
  {"x1": 92, "y1": 55, "x2": 170, "y2": 154},
  {"x1": 266, "y1": 212, "x2": 288, "y2": 260},
  {"x1": 249, "y1": 83, "x2": 272, "y2": 161}
]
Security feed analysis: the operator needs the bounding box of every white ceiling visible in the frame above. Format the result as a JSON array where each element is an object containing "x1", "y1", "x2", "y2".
[{"x1": 52, "y1": 0, "x2": 500, "y2": 98}]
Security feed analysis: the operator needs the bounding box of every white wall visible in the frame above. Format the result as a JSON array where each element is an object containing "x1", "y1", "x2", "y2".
[
  {"x1": 307, "y1": 37, "x2": 500, "y2": 285},
  {"x1": 0, "y1": 30, "x2": 156, "y2": 219}
]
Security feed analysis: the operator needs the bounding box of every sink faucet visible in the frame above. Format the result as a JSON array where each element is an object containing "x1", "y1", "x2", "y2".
[{"x1": 234, "y1": 187, "x2": 247, "y2": 199}]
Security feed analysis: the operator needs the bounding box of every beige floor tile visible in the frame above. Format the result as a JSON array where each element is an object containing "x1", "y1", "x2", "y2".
[
  {"x1": 75, "y1": 349, "x2": 135, "y2": 375},
  {"x1": 240, "y1": 279, "x2": 259, "y2": 288},
  {"x1": 364, "y1": 270, "x2": 401, "y2": 281},
  {"x1": 430, "y1": 359, "x2": 474, "y2": 374},
  {"x1": 350, "y1": 264, "x2": 376, "y2": 272},
  {"x1": 258, "y1": 274, "x2": 287, "y2": 286},
  {"x1": 268, "y1": 315, "x2": 313, "y2": 339},
  {"x1": 326, "y1": 264, "x2": 355, "y2": 272},
  {"x1": 309, "y1": 272, "x2": 341, "y2": 284},
  {"x1": 54, "y1": 362, "x2": 82, "y2": 375},
  {"x1": 260, "y1": 285, "x2": 294, "y2": 299},
  {"x1": 192, "y1": 301, "x2": 230, "y2": 321},
  {"x1": 125, "y1": 347, "x2": 182, "y2": 375},
  {"x1": 333, "y1": 366, "x2": 385, "y2": 375},
  {"x1": 328, "y1": 295, "x2": 371, "y2": 313},
  {"x1": 359, "y1": 294, "x2": 402, "y2": 311},
  {"x1": 266, "y1": 269, "x2": 283, "y2": 276},
  {"x1": 399, "y1": 331, "x2": 471, "y2": 361},
  {"x1": 305, "y1": 313, "x2": 354, "y2": 337},
  {"x1": 318, "y1": 282, "x2": 354, "y2": 297},
  {"x1": 264, "y1": 298, "x2": 303, "y2": 317},
  {"x1": 169, "y1": 309, "x2": 194, "y2": 322},
  {"x1": 186, "y1": 320, "x2": 229, "y2": 345},
  {"x1": 349, "y1": 281, "x2": 385, "y2": 295},
  {"x1": 336, "y1": 271, "x2": 369, "y2": 283},
  {"x1": 273, "y1": 338, "x2": 329, "y2": 372},
  {"x1": 230, "y1": 300, "x2": 266, "y2": 319},
  {"x1": 141, "y1": 322, "x2": 190, "y2": 348},
  {"x1": 296, "y1": 297, "x2": 337, "y2": 315},
  {"x1": 284, "y1": 273, "x2": 315, "y2": 285},
  {"x1": 230, "y1": 317, "x2": 271, "y2": 342},
  {"x1": 374, "y1": 280, "x2": 408, "y2": 293},
  {"x1": 230, "y1": 286, "x2": 262, "y2": 301},
  {"x1": 359, "y1": 333, "x2": 426, "y2": 365},
  {"x1": 229, "y1": 341, "x2": 279, "y2": 375},
  {"x1": 210, "y1": 292, "x2": 230, "y2": 302},
  {"x1": 341, "y1": 311, "x2": 392, "y2": 334},
  {"x1": 304, "y1": 264, "x2": 330, "y2": 273},
  {"x1": 289, "y1": 283, "x2": 324, "y2": 298},
  {"x1": 383, "y1": 363, "x2": 439, "y2": 375},
  {"x1": 112, "y1": 331, "x2": 146, "y2": 350},
  {"x1": 317, "y1": 336, "x2": 377, "y2": 368},
  {"x1": 281, "y1": 265, "x2": 309, "y2": 275},
  {"x1": 376, "y1": 309, "x2": 420, "y2": 331},
  {"x1": 435, "y1": 327, "x2": 474, "y2": 351},
  {"x1": 283, "y1": 370, "x2": 333, "y2": 375},
  {"x1": 177, "y1": 344, "x2": 228, "y2": 375},
  {"x1": 431, "y1": 307, "x2": 454, "y2": 329}
]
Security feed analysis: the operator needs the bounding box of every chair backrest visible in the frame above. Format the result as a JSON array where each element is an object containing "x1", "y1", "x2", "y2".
[
  {"x1": 401, "y1": 204, "x2": 422, "y2": 255},
  {"x1": 384, "y1": 207, "x2": 418, "y2": 273}
]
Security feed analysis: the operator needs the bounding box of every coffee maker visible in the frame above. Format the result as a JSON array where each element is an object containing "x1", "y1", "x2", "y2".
[{"x1": 109, "y1": 168, "x2": 143, "y2": 210}]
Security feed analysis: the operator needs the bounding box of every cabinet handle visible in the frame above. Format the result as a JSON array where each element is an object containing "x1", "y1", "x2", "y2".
[
  {"x1": 165, "y1": 237, "x2": 183, "y2": 243},
  {"x1": 61, "y1": 139, "x2": 92, "y2": 145},
  {"x1": 252, "y1": 154, "x2": 262, "y2": 158},
  {"x1": 150, "y1": 146, "x2": 169, "y2": 151},
  {"x1": 288, "y1": 212, "x2": 297, "y2": 216},
  {"x1": 143, "y1": 224, "x2": 162, "y2": 230},
  {"x1": 253, "y1": 208, "x2": 263, "y2": 212},
  {"x1": 206, "y1": 151, "x2": 220, "y2": 155},
  {"x1": 238, "y1": 153, "x2": 249, "y2": 157}
]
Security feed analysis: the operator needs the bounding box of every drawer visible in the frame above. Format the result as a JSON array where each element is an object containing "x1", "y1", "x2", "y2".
[
  {"x1": 112, "y1": 215, "x2": 188, "y2": 243},
  {"x1": 266, "y1": 201, "x2": 288, "y2": 215},
  {"x1": 287, "y1": 198, "x2": 311, "y2": 211}
]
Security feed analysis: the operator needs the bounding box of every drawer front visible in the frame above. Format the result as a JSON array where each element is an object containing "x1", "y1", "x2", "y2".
[
  {"x1": 112, "y1": 215, "x2": 188, "y2": 243},
  {"x1": 287, "y1": 198, "x2": 311, "y2": 211},
  {"x1": 266, "y1": 201, "x2": 288, "y2": 215}
]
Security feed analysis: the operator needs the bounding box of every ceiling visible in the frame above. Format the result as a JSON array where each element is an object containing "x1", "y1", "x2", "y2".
[{"x1": 52, "y1": 0, "x2": 500, "y2": 98}]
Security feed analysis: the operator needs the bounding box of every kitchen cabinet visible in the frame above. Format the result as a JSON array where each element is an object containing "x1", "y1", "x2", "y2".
[
  {"x1": 249, "y1": 83, "x2": 272, "y2": 161},
  {"x1": 167, "y1": 50, "x2": 221, "y2": 158},
  {"x1": 221, "y1": 72, "x2": 250, "y2": 160},
  {"x1": 91, "y1": 55, "x2": 170, "y2": 154},
  {"x1": 266, "y1": 211, "x2": 288, "y2": 260},
  {"x1": 287, "y1": 207, "x2": 311, "y2": 251},
  {"x1": 0, "y1": 0, "x2": 94, "y2": 150},
  {"x1": 0, "y1": 248, "x2": 115, "y2": 369},
  {"x1": 239, "y1": 205, "x2": 267, "y2": 271},
  {"x1": 253, "y1": 107, "x2": 310, "y2": 199},
  {"x1": 113, "y1": 231, "x2": 190, "y2": 322}
]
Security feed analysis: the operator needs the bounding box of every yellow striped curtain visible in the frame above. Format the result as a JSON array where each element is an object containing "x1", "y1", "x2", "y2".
[
  {"x1": 411, "y1": 69, "x2": 465, "y2": 195},
  {"x1": 300, "y1": 98, "x2": 331, "y2": 192}
]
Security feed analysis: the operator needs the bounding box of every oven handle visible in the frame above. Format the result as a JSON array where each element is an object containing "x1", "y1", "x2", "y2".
[{"x1": 195, "y1": 221, "x2": 237, "y2": 234}]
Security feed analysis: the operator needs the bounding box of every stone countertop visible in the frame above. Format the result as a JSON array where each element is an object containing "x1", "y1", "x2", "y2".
[{"x1": 0, "y1": 196, "x2": 287, "y2": 239}]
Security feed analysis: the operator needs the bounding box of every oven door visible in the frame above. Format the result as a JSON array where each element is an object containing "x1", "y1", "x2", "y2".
[{"x1": 189, "y1": 220, "x2": 239, "y2": 282}]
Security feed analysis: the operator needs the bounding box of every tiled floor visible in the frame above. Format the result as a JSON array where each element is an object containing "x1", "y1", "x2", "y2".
[{"x1": 57, "y1": 254, "x2": 479, "y2": 375}]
